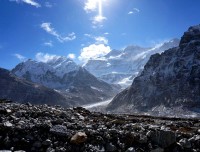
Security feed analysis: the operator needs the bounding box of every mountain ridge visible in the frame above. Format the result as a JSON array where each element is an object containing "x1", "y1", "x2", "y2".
[
  {"x1": 84, "y1": 39, "x2": 180, "y2": 88},
  {"x1": 12, "y1": 57, "x2": 118, "y2": 105},
  {"x1": 0, "y1": 67, "x2": 73, "y2": 107},
  {"x1": 107, "y1": 24, "x2": 200, "y2": 117}
]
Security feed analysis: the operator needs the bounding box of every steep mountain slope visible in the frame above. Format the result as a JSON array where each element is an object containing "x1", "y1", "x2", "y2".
[
  {"x1": 12, "y1": 58, "x2": 118, "y2": 105},
  {"x1": 84, "y1": 39, "x2": 179, "y2": 88},
  {"x1": 0, "y1": 68, "x2": 73, "y2": 107},
  {"x1": 107, "y1": 25, "x2": 200, "y2": 116}
]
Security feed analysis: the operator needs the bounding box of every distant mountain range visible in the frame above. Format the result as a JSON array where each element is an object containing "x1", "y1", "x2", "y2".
[
  {"x1": 1, "y1": 24, "x2": 200, "y2": 117},
  {"x1": 12, "y1": 57, "x2": 118, "y2": 105},
  {"x1": 107, "y1": 24, "x2": 200, "y2": 117},
  {"x1": 0, "y1": 68, "x2": 73, "y2": 107},
  {"x1": 84, "y1": 39, "x2": 180, "y2": 88}
]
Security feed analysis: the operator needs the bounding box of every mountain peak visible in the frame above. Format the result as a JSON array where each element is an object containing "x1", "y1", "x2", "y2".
[
  {"x1": 108, "y1": 24, "x2": 200, "y2": 116},
  {"x1": 180, "y1": 24, "x2": 200, "y2": 46}
]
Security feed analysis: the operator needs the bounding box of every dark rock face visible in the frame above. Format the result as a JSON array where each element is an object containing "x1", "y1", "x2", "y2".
[
  {"x1": 107, "y1": 24, "x2": 200, "y2": 115},
  {"x1": 0, "y1": 68, "x2": 73, "y2": 107},
  {"x1": 0, "y1": 101, "x2": 200, "y2": 151}
]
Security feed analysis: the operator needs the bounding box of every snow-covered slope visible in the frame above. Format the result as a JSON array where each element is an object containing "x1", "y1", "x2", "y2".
[
  {"x1": 107, "y1": 24, "x2": 200, "y2": 117},
  {"x1": 12, "y1": 57, "x2": 119, "y2": 105},
  {"x1": 47, "y1": 56, "x2": 79, "y2": 77},
  {"x1": 84, "y1": 39, "x2": 180, "y2": 88}
]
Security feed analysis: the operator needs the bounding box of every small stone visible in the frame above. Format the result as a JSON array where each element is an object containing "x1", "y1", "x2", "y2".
[
  {"x1": 139, "y1": 134, "x2": 148, "y2": 144},
  {"x1": 50, "y1": 125, "x2": 68, "y2": 136},
  {"x1": 178, "y1": 138, "x2": 191, "y2": 148},
  {"x1": 4, "y1": 121, "x2": 13, "y2": 127},
  {"x1": 106, "y1": 143, "x2": 116, "y2": 152},
  {"x1": 33, "y1": 141, "x2": 42, "y2": 148},
  {"x1": 77, "y1": 113, "x2": 85, "y2": 120},
  {"x1": 125, "y1": 147, "x2": 135, "y2": 152},
  {"x1": 70, "y1": 132, "x2": 87, "y2": 144},
  {"x1": 6, "y1": 109, "x2": 12, "y2": 113},
  {"x1": 42, "y1": 139, "x2": 52, "y2": 146},
  {"x1": 46, "y1": 147, "x2": 55, "y2": 152},
  {"x1": 150, "y1": 148, "x2": 164, "y2": 152},
  {"x1": 150, "y1": 130, "x2": 176, "y2": 148}
]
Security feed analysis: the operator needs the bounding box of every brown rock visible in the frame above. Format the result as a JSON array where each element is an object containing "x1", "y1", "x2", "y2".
[{"x1": 70, "y1": 132, "x2": 87, "y2": 144}]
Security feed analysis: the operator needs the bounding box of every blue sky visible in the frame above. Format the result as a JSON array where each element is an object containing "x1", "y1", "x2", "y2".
[{"x1": 0, "y1": 0, "x2": 200, "y2": 69}]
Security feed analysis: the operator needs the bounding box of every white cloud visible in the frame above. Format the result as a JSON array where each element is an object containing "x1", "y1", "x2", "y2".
[
  {"x1": 128, "y1": 8, "x2": 140, "y2": 15},
  {"x1": 13, "y1": 53, "x2": 26, "y2": 61},
  {"x1": 104, "y1": 32, "x2": 109, "y2": 35},
  {"x1": 67, "y1": 53, "x2": 76, "y2": 59},
  {"x1": 84, "y1": 33, "x2": 92, "y2": 38},
  {"x1": 79, "y1": 44, "x2": 111, "y2": 62},
  {"x1": 128, "y1": 11, "x2": 133, "y2": 15},
  {"x1": 10, "y1": 0, "x2": 41, "y2": 8},
  {"x1": 84, "y1": 0, "x2": 98, "y2": 13},
  {"x1": 92, "y1": 15, "x2": 107, "y2": 24},
  {"x1": 84, "y1": 34, "x2": 108, "y2": 45},
  {"x1": 43, "y1": 41, "x2": 53, "y2": 47},
  {"x1": 44, "y1": 2, "x2": 52, "y2": 8},
  {"x1": 95, "y1": 36, "x2": 108, "y2": 45},
  {"x1": 133, "y1": 8, "x2": 140, "y2": 12},
  {"x1": 40, "y1": 22, "x2": 76, "y2": 43},
  {"x1": 35, "y1": 52, "x2": 60, "y2": 63}
]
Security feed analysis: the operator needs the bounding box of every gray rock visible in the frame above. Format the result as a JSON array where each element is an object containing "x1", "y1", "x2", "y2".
[
  {"x1": 178, "y1": 138, "x2": 192, "y2": 148},
  {"x1": 150, "y1": 148, "x2": 164, "y2": 152},
  {"x1": 150, "y1": 129, "x2": 176, "y2": 148},
  {"x1": 106, "y1": 143, "x2": 116, "y2": 152},
  {"x1": 138, "y1": 134, "x2": 148, "y2": 144},
  {"x1": 33, "y1": 141, "x2": 42, "y2": 148},
  {"x1": 46, "y1": 147, "x2": 55, "y2": 152},
  {"x1": 125, "y1": 147, "x2": 135, "y2": 152},
  {"x1": 42, "y1": 139, "x2": 52, "y2": 146},
  {"x1": 3, "y1": 121, "x2": 13, "y2": 127},
  {"x1": 50, "y1": 125, "x2": 68, "y2": 136}
]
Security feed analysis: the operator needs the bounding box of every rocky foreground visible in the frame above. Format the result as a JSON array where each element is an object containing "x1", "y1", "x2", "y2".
[{"x1": 0, "y1": 100, "x2": 200, "y2": 152}]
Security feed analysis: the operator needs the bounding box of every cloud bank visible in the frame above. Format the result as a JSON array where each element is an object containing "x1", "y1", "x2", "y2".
[{"x1": 79, "y1": 44, "x2": 111, "y2": 62}]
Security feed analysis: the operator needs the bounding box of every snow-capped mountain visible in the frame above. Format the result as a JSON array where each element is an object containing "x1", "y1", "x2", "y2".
[
  {"x1": 107, "y1": 24, "x2": 200, "y2": 117},
  {"x1": 12, "y1": 57, "x2": 119, "y2": 105},
  {"x1": 84, "y1": 39, "x2": 180, "y2": 88},
  {"x1": 47, "y1": 56, "x2": 79, "y2": 77},
  {"x1": 0, "y1": 68, "x2": 73, "y2": 107}
]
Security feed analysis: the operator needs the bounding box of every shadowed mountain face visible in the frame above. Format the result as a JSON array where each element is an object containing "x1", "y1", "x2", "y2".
[
  {"x1": 12, "y1": 57, "x2": 119, "y2": 105},
  {"x1": 0, "y1": 68, "x2": 73, "y2": 107},
  {"x1": 84, "y1": 39, "x2": 179, "y2": 88},
  {"x1": 107, "y1": 25, "x2": 200, "y2": 116}
]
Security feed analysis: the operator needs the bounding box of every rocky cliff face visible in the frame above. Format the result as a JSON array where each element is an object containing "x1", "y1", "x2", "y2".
[
  {"x1": 107, "y1": 25, "x2": 200, "y2": 116},
  {"x1": 12, "y1": 58, "x2": 118, "y2": 105},
  {"x1": 0, "y1": 68, "x2": 73, "y2": 107},
  {"x1": 84, "y1": 39, "x2": 179, "y2": 88}
]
